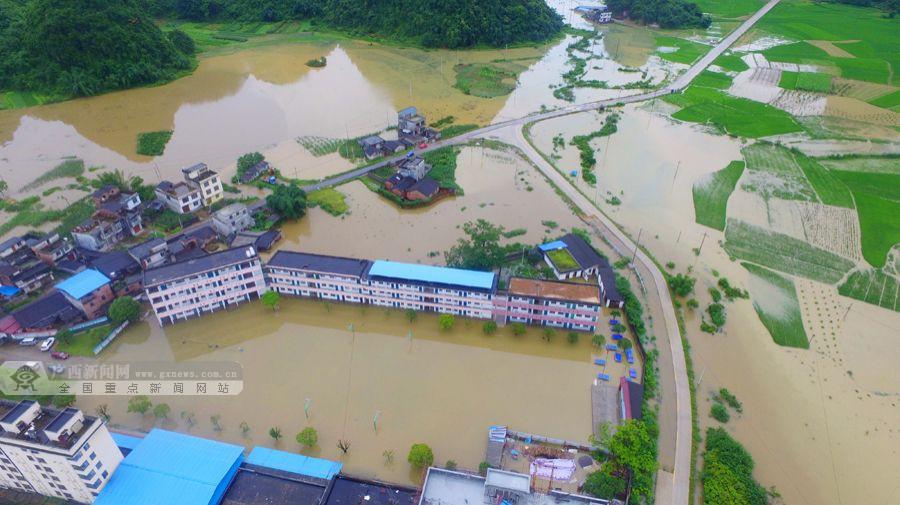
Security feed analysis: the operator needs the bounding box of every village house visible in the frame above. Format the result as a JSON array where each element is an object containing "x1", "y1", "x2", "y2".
[
  {"x1": 575, "y1": 5, "x2": 612, "y2": 23},
  {"x1": 54, "y1": 269, "x2": 114, "y2": 319},
  {"x1": 72, "y1": 188, "x2": 143, "y2": 252},
  {"x1": 359, "y1": 135, "x2": 385, "y2": 160},
  {"x1": 143, "y1": 246, "x2": 266, "y2": 325},
  {"x1": 212, "y1": 203, "x2": 255, "y2": 237},
  {"x1": 5, "y1": 292, "x2": 81, "y2": 333},
  {"x1": 229, "y1": 229, "x2": 282, "y2": 252},
  {"x1": 182, "y1": 163, "x2": 224, "y2": 206},
  {"x1": 0, "y1": 236, "x2": 27, "y2": 263},
  {"x1": 619, "y1": 376, "x2": 644, "y2": 421},
  {"x1": 28, "y1": 233, "x2": 75, "y2": 266},
  {"x1": 239, "y1": 160, "x2": 270, "y2": 184},
  {"x1": 383, "y1": 154, "x2": 440, "y2": 201},
  {"x1": 539, "y1": 233, "x2": 625, "y2": 308},
  {"x1": 89, "y1": 250, "x2": 141, "y2": 282},
  {"x1": 397, "y1": 106, "x2": 441, "y2": 146},
  {"x1": 155, "y1": 180, "x2": 202, "y2": 214},
  {"x1": 128, "y1": 237, "x2": 170, "y2": 270},
  {"x1": 0, "y1": 260, "x2": 53, "y2": 295}
]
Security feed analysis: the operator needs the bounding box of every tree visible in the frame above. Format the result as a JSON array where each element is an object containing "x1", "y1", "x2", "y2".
[
  {"x1": 166, "y1": 28, "x2": 195, "y2": 55},
  {"x1": 592, "y1": 334, "x2": 605, "y2": 347},
  {"x1": 607, "y1": 420, "x2": 657, "y2": 497},
  {"x1": 710, "y1": 403, "x2": 730, "y2": 423},
  {"x1": 444, "y1": 460, "x2": 457, "y2": 470},
  {"x1": 542, "y1": 327, "x2": 555, "y2": 342},
  {"x1": 0, "y1": 180, "x2": 7, "y2": 197},
  {"x1": 583, "y1": 464, "x2": 627, "y2": 498},
  {"x1": 52, "y1": 395, "x2": 75, "y2": 408},
  {"x1": 687, "y1": 298, "x2": 699, "y2": 310},
  {"x1": 668, "y1": 273, "x2": 696, "y2": 297},
  {"x1": 482, "y1": 320, "x2": 497, "y2": 335},
  {"x1": 153, "y1": 403, "x2": 170, "y2": 420},
  {"x1": 707, "y1": 303, "x2": 726, "y2": 328},
  {"x1": 96, "y1": 169, "x2": 129, "y2": 191},
  {"x1": 181, "y1": 410, "x2": 196, "y2": 428},
  {"x1": 237, "y1": 152, "x2": 264, "y2": 175},
  {"x1": 296, "y1": 427, "x2": 318, "y2": 448},
  {"x1": 56, "y1": 328, "x2": 73, "y2": 344},
  {"x1": 444, "y1": 219, "x2": 509, "y2": 271},
  {"x1": 95, "y1": 404, "x2": 110, "y2": 422},
  {"x1": 407, "y1": 443, "x2": 434, "y2": 469},
  {"x1": 261, "y1": 290, "x2": 281, "y2": 311},
  {"x1": 240, "y1": 421, "x2": 251, "y2": 437},
  {"x1": 567, "y1": 331, "x2": 579, "y2": 344},
  {"x1": 405, "y1": 309, "x2": 418, "y2": 323},
  {"x1": 127, "y1": 395, "x2": 152, "y2": 416},
  {"x1": 266, "y1": 183, "x2": 307, "y2": 221},
  {"x1": 438, "y1": 314, "x2": 455, "y2": 331},
  {"x1": 269, "y1": 427, "x2": 282, "y2": 442},
  {"x1": 511, "y1": 322, "x2": 526, "y2": 336},
  {"x1": 620, "y1": 339, "x2": 633, "y2": 351},
  {"x1": 109, "y1": 296, "x2": 141, "y2": 324},
  {"x1": 211, "y1": 414, "x2": 222, "y2": 432}
]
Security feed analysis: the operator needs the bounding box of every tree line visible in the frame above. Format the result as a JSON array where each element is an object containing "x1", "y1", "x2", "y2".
[
  {"x1": 141, "y1": 0, "x2": 565, "y2": 48},
  {"x1": 606, "y1": 0, "x2": 711, "y2": 28}
]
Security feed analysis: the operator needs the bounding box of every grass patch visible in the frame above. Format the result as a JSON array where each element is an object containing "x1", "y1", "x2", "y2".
[
  {"x1": 711, "y1": 53, "x2": 749, "y2": 72},
  {"x1": 868, "y1": 89, "x2": 900, "y2": 110},
  {"x1": 654, "y1": 36, "x2": 709, "y2": 65},
  {"x1": 297, "y1": 136, "x2": 344, "y2": 157},
  {"x1": 793, "y1": 152, "x2": 854, "y2": 208},
  {"x1": 423, "y1": 147, "x2": 462, "y2": 192},
  {"x1": 666, "y1": 86, "x2": 801, "y2": 138},
  {"x1": 832, "y1": 170, "x2": 900, "y2": 268},
  {"x1": 453, "y1": 63, "x2": 518, "y2": 98},
  {"x1": 55, "y1": 324, "x2": 112, "y2": 357},
  {"x1": 546, "y1": 248, "x2": 579, "y2": 271},
  {"x1": 779, "y1": 71, "x2": 831, "y2": 92},
  {"x1": 818, "y1": 154, "x2": 899, "y2": 174},
  {"x1": 693, "y1": 0, "x2": 763, "y2": 18},
  {"x1": 502, "y1": 228, "x2": 527, "y2": 239},
  {"x1": 21, "y1": 158, "x2": 85, "y2": 192},
  {"x1": 307, "y1": 187, "x2": 349, "y2": 216},
  {"x1": 838, "y1": 268, "x2": 898, "y2": 312},
  {"x1": 743, "y1": 262, "x2": 809, "y2": 348},
  {"x1": 53, "y1": 199, "x2": 95, "y2": 237},
  {"x1": 440, "y1": 124, "x2": 479, "y2": 138},
  {"x1": 723, "y1": 219, "x2": 855, "y2": 284},
  {"x1": 136, "y1": 130, "x2": 174, "y2": 156},
  {"x1": 692, "y1": 70, "x2": 733, "y2": 90},
  {"x1": 0, "y1": 90, "x2": 58, "y2": 110},
  {"x1": 692, "y1": 160, "x2": 745, "y2": 231}
]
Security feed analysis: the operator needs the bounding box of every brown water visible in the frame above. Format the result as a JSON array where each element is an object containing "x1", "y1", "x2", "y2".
[
  {"x1": 76, "y1": 298, "x2": 598, "y2": 484},
  {"x1": 0, "y1": 40, "x2": 547, "y2": 196},
  {"x1": 530, "y1": 103, "x2": 900, "y2": 505}
]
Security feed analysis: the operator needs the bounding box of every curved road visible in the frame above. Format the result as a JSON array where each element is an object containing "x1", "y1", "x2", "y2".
[{"x1": 305, "y1": 2, "x2": 780, "y2": 503}]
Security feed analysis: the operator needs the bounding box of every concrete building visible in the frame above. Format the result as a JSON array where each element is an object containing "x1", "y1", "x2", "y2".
[
  {"x1": 212, "y1": 203, "x2": 254, "y2": 237},
  {"x1": 182, "y1": 163, "x2": 224, "y2": 207},
  {"x1": 265, "y1": 251, "x2": 372, "y2": 304},
  {"x1": 539, "y1": 234, "x2": 624, "y2": 308},
  {"x1": 143, "y1": 246, "x2": 265, "y2": 325},
  {"x1": 127, "y1": 238, "x2": 169, "y2": 270},
  {"x1": 0, "y1": 400, "x2": 123, "y2": 503},
  {"x1": 29, "y1": 234, "x2": 74, "y2": 267},
  {"x1": 54, "y1": 269, "x2": 114, "y2": 320},
  {"x1": 72, "y1": 191, "x2": 143, "y2": 252},
  {"x1": 155, "y1": 180, "x2": 203, "y2": 214},
  {"x1": 495, "y1": 277, "x2": 604, "y2": 332},
  {"x1": 419, "y1": 467, "x2": 607, "y2": 505}
]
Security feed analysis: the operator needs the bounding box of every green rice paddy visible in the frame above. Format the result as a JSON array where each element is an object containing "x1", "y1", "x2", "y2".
[
  {"x1": 307, "y1": 187, "x2": 349, "y2": 216},
  {"x1": 778, "y1": 71, "x2": 831, "y2": 93},
  {"x1": 838, "y1": 267, "x2": 899, "y2": 312},
  {"x1": 711, "y1": 53, "x2": 749, "y2": 72},
  {"x1": 831, "y1": 170, "x2": 900, "y2": 268},
  {"x1": 654, "y1": 36, "x2": 709, "y2": 65},
  {"x1": 692, "y1": 160, "x2": 745, "y2": 231},
  {"x1": 693, "y1": 0, "x2": 764, "y2": 18},
  {"x1": 740, "y1": 143, "x2": 818, "y2": 201},
  {"x1": 868, "y1": 90, "x2": 900, "y2": 111},
  {"x1": 743, "y1": 262, "x2": 810, "y2": 348},
  {"x1": 453, "y1": 62, "x2": 523, "y2": 98},
  {"x1": 665, "y1": 86, "x2": 802, "y2": 138},
  {"x1": 692, "y1": 70, "x2": 734, "y2": 90}
]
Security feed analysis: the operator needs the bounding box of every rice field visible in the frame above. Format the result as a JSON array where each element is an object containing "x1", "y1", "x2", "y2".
[
  {"x1": 743, "y1": 262, "x2": 810, "y2": 348},
  {"x1": 693, "y1": 70, "x2": 734, "y2": 90},
  {"x1": 869, "y1": 90, "x2": 900, "y2": 111},
  {"x1": 818, "y1": 155, "x2": 900, "y2": 174},
  {"x1": 665, "y1": 86, "x2": 802, "y2": 138},
  {"x1": 740, "y1": 143, "x2": 818, "y2": 202},
  {"x1": 831, "y1": 170, "x2": 900, "y2": 268},
  {"x1": 712, "y1": 52, "x2": 750, "y2": 72},
  {"x1": 793, "y1": 154, "x2": 854, "y2": 208},
  {"x1": 795, "y1": 201, "x2": 861, "y2": 261},
  {"x1": 297, "y1": 136, "x2": 344, "y2": 157},
  {"x1": 778, "y1": 71, "x2": 832, "y2": 93},
  {"x1": 723, "y1": 219, "x2": 855, "y2": 284},
  {"x1": 692, "y1": 160, "x2": 745, "y2": 231},
  {"x1": 694, "y1": 0, "x2": 764, "y2": 18},
  {"x1": 838, "y1": 268, "x2": 899, "y2": 312},
  {"x1": 654, "y1": 36, "x2": 710, "y2": 65}
]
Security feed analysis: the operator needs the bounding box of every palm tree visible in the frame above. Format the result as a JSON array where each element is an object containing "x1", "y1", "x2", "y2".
[{"x1": 269, "y1": 427, "x2": 282, "y2": 443}]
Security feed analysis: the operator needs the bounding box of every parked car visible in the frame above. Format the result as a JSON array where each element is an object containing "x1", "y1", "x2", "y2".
[
  {"x1": 51, "y1": 351, "x2": 70, "y2": 360},
  {"x1": 19, "y1": 337, "x2": 37, "y2": 346},
  {"x1": 40, "y1": 337, "x2": 56, "y2": 352},
  {"x1": 47, "y1": 364, "x2": 65, "y2": 375},
  {"x1": 418, "y1": 142, "x2": 427, "y2": 149}
]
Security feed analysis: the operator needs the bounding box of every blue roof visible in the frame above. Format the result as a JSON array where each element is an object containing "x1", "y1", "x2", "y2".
[
  {"x1": 538, "y1": 240, "x2": 567, "y2": 252},
  {"x1": 55, "y1": 269, "x2": 110, "y2": 299},
  {"x1": 0, "y1": 285, "x2": 20, "y2": 297},
  {"x1": 246, "y1": 447, "x2": 342, "y2": 480},
  {"x1": 111, "y1": 432, "x2": 144, "y2": 451},
  {"x1": 95, "y1": 429, "x2": 244, "y2": 505},
  {"x1": 368, "y1": 260, "x2": 495, "y2": 290}
]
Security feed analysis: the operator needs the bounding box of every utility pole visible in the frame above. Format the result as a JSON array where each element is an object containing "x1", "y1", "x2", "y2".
[
  {"x1": 671, "y1": 160, "x2": 681, "y2": 188},
  {"x1": 697, "y1": 231, "x2": 708, "y2": 255},
  {"x1": 631, "y1": 228, "x2": 643, "y2": 266}
]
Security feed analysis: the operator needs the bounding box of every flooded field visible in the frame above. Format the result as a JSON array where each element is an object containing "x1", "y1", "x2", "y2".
[
  {"x1": 529, "y1": 103, "x2": 900, "y2": 505},
  {"x1": 76, "y1": 299, "x2": 598, "y2": 484}
]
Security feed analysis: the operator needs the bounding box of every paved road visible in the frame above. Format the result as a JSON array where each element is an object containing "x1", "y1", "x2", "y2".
[{"x1": 305, "y1": 3, "x2": 780, "y2": 504}]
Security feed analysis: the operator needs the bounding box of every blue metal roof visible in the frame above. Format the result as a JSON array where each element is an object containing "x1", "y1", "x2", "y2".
[
  {"x1": 55, "y1": 269, "x2": 110, "y2": 299},
  {"x1": 0, "y1": 285, "x2": 20, "y2": 297},
  {"x1": 111, "y1": 432, "x2": 143, "y2": 451},
  {"x1": 95, "y1": 429, "x2": 244, "y2": 505},
  {"x1": 538, "y1": 240, "x2": 567, "y2": 252},
  {"x1": 368, "y1": 260, "x2": 495, "y2": 290},
  {"x1": 246, "y1": 447, "x2": 342, "y2": 480}
]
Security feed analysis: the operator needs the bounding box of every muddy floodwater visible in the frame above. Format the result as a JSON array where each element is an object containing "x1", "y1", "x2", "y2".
[
  {"x1": 530, "y1": 103, "x2": 900, "y2": 505},
  {"x1": 76, "y1": 299, "x2": 596, "y2": 484}
]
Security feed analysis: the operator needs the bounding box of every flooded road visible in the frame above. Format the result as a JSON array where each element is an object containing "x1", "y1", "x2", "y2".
[{"x1": 77, "y1": 298, "x2": 597, "y2": 484}]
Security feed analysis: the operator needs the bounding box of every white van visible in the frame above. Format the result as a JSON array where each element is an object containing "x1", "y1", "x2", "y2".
[
  {"x1": 40, "y1": 337, "x2": 56, "y2": 352},
  {"x1": 19, "y1": 337, "x2": 37, "y2": 346}
]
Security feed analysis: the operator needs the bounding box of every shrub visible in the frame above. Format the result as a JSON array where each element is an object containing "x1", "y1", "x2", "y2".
[
  {"x1": 407, "y1": 443, "x2": 434, "y2": 469},
  {"x1": 718, "y1": 388, "x2": 743, "y2": 413},
  {"x1": 438, "y1": 314, "x2": 455, "y2": 331},
  {"x1": 444, "y1": 460, "x2": 457, "y2": 471},
  {"x1": 542, "y1": 328, "x2": 555, "y2": 341},
  {"x1": 567, "y1": 332, "x2": 579, "y2": 344},
  {"x1": 108, "y1": 296, "x2": 141, "y2": 324},
  {"x1": 707, "y1": 303, "x2": 726, "y2": 328},
  {"x1": 668, "y1": 273, "x2": 696, "y2": 297},
  {"x1": 592, "y1": 334, "x2": 605, "y2": 347},
  {"x1": 709, "y1": 287, "x2": 722, "y2": 303},
  {"x1": 296, "y1": 427, "x2": 318, "y2": 448},
  {"x1": 710, "y1": 403, "x2": 730, "y2": 423},
  {"x1": 583, "y1": 464, "x2": 627, "y2": 498},
  {"x1": 510, "y1": 322, "x2": 526, "y2": 336},
  {"x1": 482, "y1": 320, "x2": 497, "y2": 335},
  {"x1": 478, "y1": 461, "x2": 491, "y2": 476}
]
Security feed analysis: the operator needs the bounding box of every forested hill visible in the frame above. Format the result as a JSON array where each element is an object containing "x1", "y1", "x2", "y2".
[
  {"x1": 606, "y1": 0, "x2": 711, "y2": 28},
  {"x1": 143, "y1": 0, "x2": 565, "y2": 48},
  {"x1": 0, "y1": 0, "x2": 194, "y2": 98}
]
